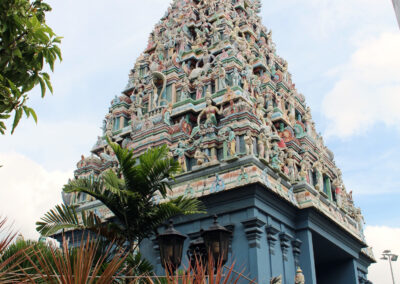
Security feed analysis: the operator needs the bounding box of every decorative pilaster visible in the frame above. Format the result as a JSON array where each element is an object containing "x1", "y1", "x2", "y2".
[
  {"x1": 266, "y1": 225, "x2": 280, "y2": 255},
  {"x1": 119, "y1": 116, "x2": 124, "y2": 130},
  {"x1": 279, "y1": 232, "x2": 293, "y2": 261},
  {"x1": 241, "y1": 218, "x2": 265, "y2": 248},
  {"x1": 292, "y1": 238, "x2": 303, "y2": 267},
  {"x1": 226, "y1": 224, "x2": 235, "y2": 253},
  {"x1": 171, "y1": 83, "x2": 177, "y2": 104},
  {"x1": 151, "y1": 236, "x2": 160, "y2": 264}
]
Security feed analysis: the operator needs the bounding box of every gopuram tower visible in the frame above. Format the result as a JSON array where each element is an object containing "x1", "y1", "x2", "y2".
[{"x1": 63, "y1": 0, "x2": 375, "y2": 282}]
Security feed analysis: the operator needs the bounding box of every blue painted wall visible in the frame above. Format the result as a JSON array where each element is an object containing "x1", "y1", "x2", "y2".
[{"x1": 141, "y1": 184, "x2": 374, "y2": 283}]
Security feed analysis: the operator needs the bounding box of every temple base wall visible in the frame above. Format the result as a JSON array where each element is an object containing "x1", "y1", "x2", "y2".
[{"x1": 141, "y1": 185, "x2": 374, "y2": 283}]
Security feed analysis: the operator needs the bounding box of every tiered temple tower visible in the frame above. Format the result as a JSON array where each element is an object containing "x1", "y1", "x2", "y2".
[{"x1": 63, "y1": 0, "x2": 375, "y2": 282}]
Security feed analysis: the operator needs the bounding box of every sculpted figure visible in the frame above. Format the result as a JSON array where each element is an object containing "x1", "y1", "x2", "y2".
[
  {"x1": 287, "y1": 94, "x2": 296, "y2": 124},
  {"x1": 194, "y1": 147, "x2": 210, "y2": 166},
  {"x1": 258, "y1": 129, "x2": 269, "y2": 161},
  {"x1": 295, "y1": 267, "x2": 305, "y2": 284},
  {"x1": 224, "y1": 128, "x2": 236, "y2": 157},
  {"x1": 303, "y1": 107, "x2": 312, "y2": 134},
  {"x1": 232, "y1": 68, "x2": 241, "y2": 86},
  {"x1": 216, "y1": 62, "x2": 227, "y2": 90},
  {"x1": 255, "y1": 96, "x2": 266, "y2": 125},
  {"x1": 354, "y1": 207, "x2": 365, "y2": 232},
  {"x1": 195, "y1": 79, "x2": 204, "y2": 100},
  {"x1": 100, "y1": 145, "x2": 116, "y2": 163},
  {"x1": 268, "y1": 51, "x2": 275, "y2": 69},
  {"x1": 105, "y1": 117, "x2": 114, "y2": 137},
  {"x1": 285, "y1": 149, "x2": 297, "y2": 182},
  {"x1": 197, "y1": 92, "x2": 223, "y2": 128},
  {"x1": 174, "y1": 141, "x2": 188, "y2": 172},
  {"x1": 332, "y1": 170, "x2": 343, "y2": 206},
  {"x1": 152, "y1": 82, "x2": 159, "y2": 109},
  {"x1": 270, "y1": 139, "x2": 282, "y2": 170},
  {"x1": 298, "y1": 159, "x2": 309, "y2": 183},
  {"x1": 180, "y1": 76, "x2": 191, "y2": 101},
  {"x1": 241, "y1": 64, "x2": 252, "y2": 92},
  {"x1": 312, "y1": 157, "x2": 324, "y2": 192},
  {"x1": 244, "y1": 130, "x2": 254, "y2": 156}
]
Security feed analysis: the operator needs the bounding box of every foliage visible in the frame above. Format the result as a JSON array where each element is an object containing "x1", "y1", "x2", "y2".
[
  {"x1": 0, "y1": 0, "x2": 62, "y2": 134},
  {"x1": 125, "y1": 252, "x2": 154, "y2": 278},
  {"x1": 19, "y1": 236, "x2": 127, "y2": 284},
  {"x1": 147, "y1": 255, "x2": 252, "y2": 284},
  {"x1": 0, "y1": 218, "x2": 32, "y2": 283},
  {"x1": 37, "y1": 139, "x2": 205, "y2": 252},
  {"x1": 1, "y1": 238, "x2": 55, "y2": 278}
]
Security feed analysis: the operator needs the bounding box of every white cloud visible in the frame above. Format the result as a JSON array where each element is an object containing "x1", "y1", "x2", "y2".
[
  {"x1": 0, "y1": 153, "x2": 71, "y2": 240},
  {"x1": 322, "y1": 32, "x2": 400, "y2": 138},
  {"x1": 365, "y1": 226, "x2": 400, "y2": 284},
  {"x1": 0, "y1": 119, "x2": 101, "y2": 171}
]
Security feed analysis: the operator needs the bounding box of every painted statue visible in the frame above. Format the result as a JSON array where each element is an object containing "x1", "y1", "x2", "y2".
[
  {"x1": 295, "y1": 267, "x2": 305, "y2": 284},
  {"x1": 174, "y1": 140, "x2": 188, "y2": 172},
  {"x1": 197, "y1": 92, "x2": 223, "y2": 128},
  {"x1": 194, "y1": 147, "x2": 210, "y2": 166},
  {"x1": 244, "y1": 130, "x2": 254, "y2": 156}
]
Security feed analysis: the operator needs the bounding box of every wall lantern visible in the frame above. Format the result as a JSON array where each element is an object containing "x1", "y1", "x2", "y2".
[
  {"x1": 157, "y1": 220, "x2": 187, "y2": 273},
  {"x1": 201, "y1": 215, "x2": 232, "y2": 267}
]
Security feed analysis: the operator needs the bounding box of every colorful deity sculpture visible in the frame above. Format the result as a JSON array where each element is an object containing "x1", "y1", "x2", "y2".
[
  {"x1": 244, "y1": 130, "x2": 254, "y2": 156},
  {"x1": 174, "y1": 141, "x2": 188, "y2": 172},
  {"x1": 295, "y1": 267, "x2": 305, "y2": 284},
  {"x1": 197, "y1": 92, "x2": 223, "y2": 128}
]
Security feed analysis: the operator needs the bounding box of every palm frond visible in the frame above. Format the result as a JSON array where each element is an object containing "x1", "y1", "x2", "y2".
[
  {"x1": 63, "y1": 176, "x2": 126, "y2": 222},
  {"x1": 136, "y1": 145, "x2": 180, "y2": 197},
  {"x1": 150, "y1": 196, "x2": 205, "y2": 230},
  {"x1": 36, "y1": 204, "x2": 101, "y2": 237},
  {"x1": 125, "y1": 252, "x2": 154, "y2": 276},
  {"x1": 107, "y1": 137, "x2": 138, "y2": 192},
  {"x1": 102, "y1": 170, "x2": 125, "y2": 196}
]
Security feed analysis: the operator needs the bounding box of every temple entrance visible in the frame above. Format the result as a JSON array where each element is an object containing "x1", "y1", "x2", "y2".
[{"x1": 312, "y1": 232, "x2": 358, "y2": 284}]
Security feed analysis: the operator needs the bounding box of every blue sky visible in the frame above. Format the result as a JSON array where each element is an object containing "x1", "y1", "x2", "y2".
[{"x1": 0, "y1": 0, "x2": 399, "y2": 282}]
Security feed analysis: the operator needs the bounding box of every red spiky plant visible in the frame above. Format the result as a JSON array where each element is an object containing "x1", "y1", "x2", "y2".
[
  {"x1": 147, "y1": 254, "x2": 254, "y2": 284},
  {"x1": 0, "y1": 217, "x2": 29, "y2": 283},
  {"x1": 19, "y1": 235, "x2": 128, "y2": 284}
]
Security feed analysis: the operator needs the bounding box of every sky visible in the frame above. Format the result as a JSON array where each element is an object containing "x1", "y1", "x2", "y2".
[{"x1": 0, "y1": 0, "x2": 399, "y2": 282}]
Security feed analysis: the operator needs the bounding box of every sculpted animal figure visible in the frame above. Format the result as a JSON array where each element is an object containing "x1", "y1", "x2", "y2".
[{"x1": 189, "y1": 51, "x2": 215, "y2": 80}]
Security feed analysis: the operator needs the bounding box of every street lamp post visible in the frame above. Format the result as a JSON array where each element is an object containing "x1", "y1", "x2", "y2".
[
  {"x1": 381, "y1": 250, "x2": 398, "y2": 284},
  {"x1": 157, "y1": 216, "x2": 232, "y2": 275},
  {"x1": 157, "y1": 220, "x2": 187, "y2": 274},
  {"x1": 201, "y1": 215, "x2": 232, "y2": 268}
]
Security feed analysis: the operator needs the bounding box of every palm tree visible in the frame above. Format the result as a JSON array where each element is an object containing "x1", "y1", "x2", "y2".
[{"x1": 36, "y1": 139, "x2": 205, "y2": 253}]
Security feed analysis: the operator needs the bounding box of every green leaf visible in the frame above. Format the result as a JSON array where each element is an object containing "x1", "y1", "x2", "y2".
[
  {"x1": 22, "y1": 106, "x2": 30, "y2": 118},
  {"x1": 42, "y1": 72, "x2": 53, "y2": 93},
  {"x1": 0, "y1": 122, "x2": 6, "y2": 134},
  {"x1": 29, "y1": 107, "x2": 38, "y2": 123},
  {"x1": 11, "y1": 108, "x2": 23, "y2": 134},
  {"x1": 14, "y1": 48, "x2": 22, "y2": 58},
  {"x1": 37, "y1": 76, "x2": 46, "y2": 98}
]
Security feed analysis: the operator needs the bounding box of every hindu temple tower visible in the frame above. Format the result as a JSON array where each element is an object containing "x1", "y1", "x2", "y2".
[{"x1": 63, "y1": 0, "x2": 375, "y2": 282}]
